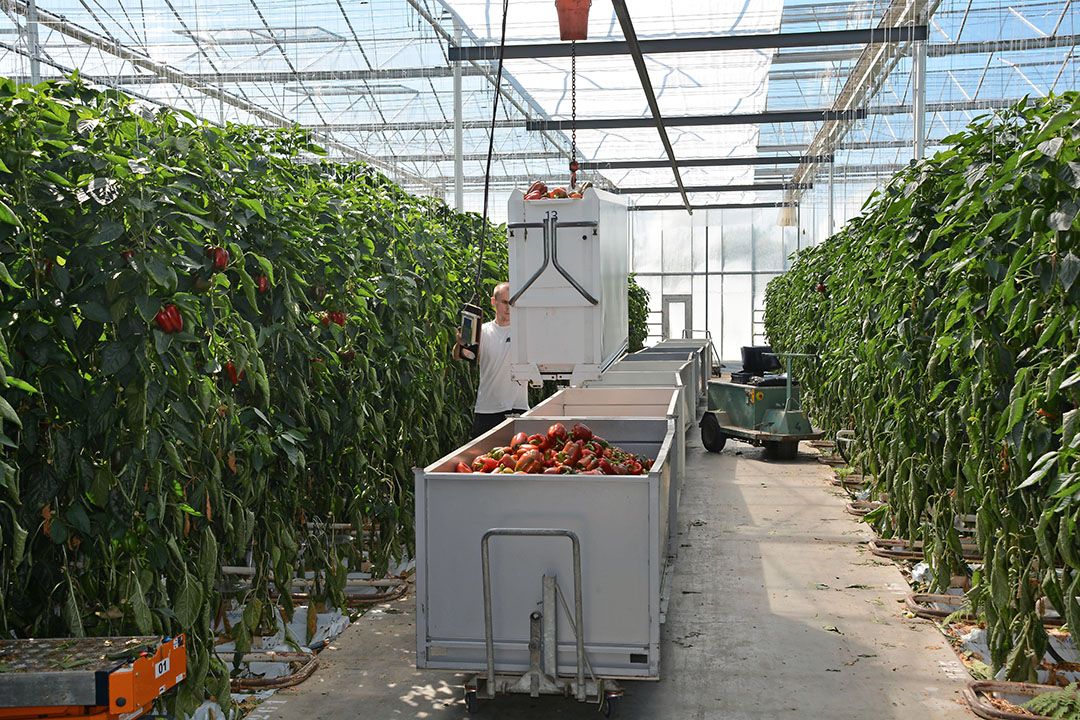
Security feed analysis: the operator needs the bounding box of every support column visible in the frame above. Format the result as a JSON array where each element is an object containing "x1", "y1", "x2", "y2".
[
  {"x1": 827, "y1": 160, "x2": 835, "y2": 236},
  {"x1": 912, "y1": 34, "x2": 927, "y2": 161},
  {"x1": 453, "y1": 23, "x2": 464, "y2": 211},
  {"x1": 27, "y1": 0, "x2": 41, "y2": 84}
]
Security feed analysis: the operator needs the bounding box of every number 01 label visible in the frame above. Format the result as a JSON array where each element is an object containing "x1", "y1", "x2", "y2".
[{"x1": 154, "y1": 657, "x2": 171, "y2": 678}]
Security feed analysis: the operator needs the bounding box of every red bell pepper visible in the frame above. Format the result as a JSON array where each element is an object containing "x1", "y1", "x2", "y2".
[
  {"x1": 515, "y1": 450, "x2": 542, "y2": 473},
  {"x1": 510, "y1": 432, "x2": 529, "y2": 452},
  {"x1": 571, "y1": 423, "x2": 593, "y2": 442},
  {"x1": 224, "y1": 361, "x2": 243, "y2": 386}
]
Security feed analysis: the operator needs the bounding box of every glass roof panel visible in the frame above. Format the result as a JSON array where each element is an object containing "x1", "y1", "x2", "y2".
[{"x1": 0, "y1": 0, "x2": 1073, "y2": 219}]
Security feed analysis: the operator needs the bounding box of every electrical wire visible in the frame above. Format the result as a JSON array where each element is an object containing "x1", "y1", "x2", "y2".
[{"x1": 471, "y1": 0, "x2": 511, "y2": 303}]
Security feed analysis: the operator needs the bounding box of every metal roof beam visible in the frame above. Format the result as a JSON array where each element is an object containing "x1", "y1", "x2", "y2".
[
  {"x1": 772, "y1": 48, "x2": 863, "y2": 64},
  {"x1": 759, "y1": 138, "x2": 946, "y2": 152},
  {"x1": 755, "y1": 164, "x2": 905, "y2": 178},
  {"x1": 529, "y1": 108, "x2": 866, "y2": 131},
  {"x1": 629, "y1": 202, "x2": 797, "y2": 211},
  {"x1": 303, "y1": 98, "x2": 999, "y2": 135},
  {"x1": 580, "y1": 154, "x2": 832, "y2": 170},
  {"x1": 614, "y1": 183, "x2": 812, "y2": 195},
  {"x1": 449, "y1": 25, "x2": 927, "y2": 61},
  {"x1": 393, "y1": 150, "x2": 565, "y2": 162},
  {"x1": 929, "y1": 33, "x2": 1080, "y2": 56},
  {"x1": 81, "y1": 67, "x2": 487, "y2": 84},
  {"x1": 303, "y1": 119, "x2": 520, "y2": 132},
  {"x1": 770, "y1": 32, "x2": 1080, "y2": 65},
  {"x1": 611, "y1": 0, "x2": 690, "y2": 213}
]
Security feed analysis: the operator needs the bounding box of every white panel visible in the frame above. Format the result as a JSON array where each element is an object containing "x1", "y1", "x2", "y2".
[
  {"x1": 722, "y1": 211, "x2": 753, "y2": 272},
  {"x1": 662, "y1": 226, "x2": 693, "y2": 274},
  {"x1": 753, "y1": 214, "x2": 786, "y2": 272},
  {"x1": 721, "y1": 275, "x2": 752, "y2": 361}
]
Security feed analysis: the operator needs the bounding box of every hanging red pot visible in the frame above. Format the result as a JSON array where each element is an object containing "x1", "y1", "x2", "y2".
[{"x1": 555, "y1": 0, "x2": 591, "y2": 41}]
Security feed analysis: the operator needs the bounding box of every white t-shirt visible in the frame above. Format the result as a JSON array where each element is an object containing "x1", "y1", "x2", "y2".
[{"x1": 474, "y1": 320, "x2": 529, "y2": 413}]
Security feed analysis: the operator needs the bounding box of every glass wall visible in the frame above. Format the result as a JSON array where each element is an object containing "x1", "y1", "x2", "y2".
[{"x1": 630, "y1": 207, "x2": 804, "y2": 362}]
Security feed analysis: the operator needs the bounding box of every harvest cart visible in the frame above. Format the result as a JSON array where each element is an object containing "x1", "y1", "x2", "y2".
[
  {"x1": 525, "y1": 387, "x2": 686, "y2": 560},
  {"x1": 0, "y1": 635, "x2": 187, "y2": 720},
  {"x1": 616, "y1": 351, "x2": 700, "y2": 402},
  {"x1": 591, "y1": 367, "x2": 696, "y2": 432},
  {"x1": 700, "y1": 351, "x2": 822, "y2": 460},
  {"x1": 414, "y1": 417, "x2": 675, "y2": 716},
  {"x1": 650, "y1": 334, "x2": 720, "y2": 397}
]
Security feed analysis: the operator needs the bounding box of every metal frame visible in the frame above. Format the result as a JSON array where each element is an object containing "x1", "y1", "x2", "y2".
[
  {"x1": 0, "y1": 0, "x2": 1072, "y2": 206},
  {"x1": 480, "y1": 528, "x2": 585, "y2": 701},
  {"x1": 611, "y1": 0, "x2": 690, "y2": 213},
  {"x1": 581, "y1": 155, "x2": 833, "y2": 170},
  {"x1": 628, "y1": 202, "x2": 797, "y2": 212},
  {"x1": 528, "y1": 108, "x2": 868, "y2": 131},
  {"x1": 449, "y1": 25, "x2": 929, "y2": 61},
  {"x1": 617, "y1": 183, "x2": 811, "y2": 195}
]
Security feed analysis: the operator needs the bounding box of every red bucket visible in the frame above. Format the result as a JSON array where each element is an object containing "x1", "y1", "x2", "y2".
[{"x1": 555, "y1": 0, "x2": 591, "y2": 41}]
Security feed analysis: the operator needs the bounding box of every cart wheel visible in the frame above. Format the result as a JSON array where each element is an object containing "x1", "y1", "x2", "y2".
[
  {"x1": 602, "y1": 694, "x2": 621, "y2": 718},
  {"x1": 700, "y1": 413, "x2": 727, "y2": 453},
  {"x1": 763, "y1": 440, "x2": 798, "y2": 461},
  {"x1": 465, "y1": 689, "x2": 479, "y2": 714}
]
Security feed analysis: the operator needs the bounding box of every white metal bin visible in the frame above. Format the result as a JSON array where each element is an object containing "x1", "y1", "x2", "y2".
[
  {"x1": 507, "y1": 187, "x2": 629, "y2": 385},
  {"x1": 603, "y1": 362, "x2": 698, "y2": 427},
  {"x1": 584, "y1": 372, "x2": 688, "y2": 434},
  {"x1": 524, "y1": 387, "x2": 685, "y2": 558},
  {"x1": 616, "y1": 353, "x2": 699, "y2": 413},
  {"x1": 414, "y1": 417, "x2": 675, "y2": 681},
  {"x1": 651, "y1": 338, "x2": 716, "y2": 397}
]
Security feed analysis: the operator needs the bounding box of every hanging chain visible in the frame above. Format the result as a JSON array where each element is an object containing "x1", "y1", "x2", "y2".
[
  {"x1": 569, "y1": 39, "x2": 579, "y2": 188},
  {"x1": 571, "y1": 40, "x2": 577, "y2": 159}
]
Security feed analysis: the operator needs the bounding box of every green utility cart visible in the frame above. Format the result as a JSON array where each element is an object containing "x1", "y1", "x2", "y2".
[{"x1": 699, "y1": 350, "x2": 822, "y2": 460}]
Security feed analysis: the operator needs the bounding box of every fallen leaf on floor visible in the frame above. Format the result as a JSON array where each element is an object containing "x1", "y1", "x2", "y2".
[
  {"x1": 845, "y1": 584, "x2": 873, "y2": 589},
  {"x1": 816, "y1": 583, "x2": 830, "y2": 590},
  {"x1": 823, "y1": 625, "x2": 843, "y2": 634}
]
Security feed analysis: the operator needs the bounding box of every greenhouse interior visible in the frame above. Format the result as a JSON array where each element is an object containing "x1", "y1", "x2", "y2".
[{"x1": 0, "y1": 0, "x2": 1077, "y2": 718}]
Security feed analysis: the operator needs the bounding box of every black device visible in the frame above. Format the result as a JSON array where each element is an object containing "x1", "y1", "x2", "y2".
[{"x1": 458, "y1": 303, "x2": 483, "y2": 362}]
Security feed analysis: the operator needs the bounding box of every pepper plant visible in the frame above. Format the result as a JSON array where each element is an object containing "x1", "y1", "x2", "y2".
[
  {"x1": 628, "y1": 273, "x2": 650, "y2": 352},
  {"x1": 766, "y1": 92, "x2": 1080, "y2": 681},
  {"x1": 0, "y1": 77, "x2": 505, "y2": 713}
]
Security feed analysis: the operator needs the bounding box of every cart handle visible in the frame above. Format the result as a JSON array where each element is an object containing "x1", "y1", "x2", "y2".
[{"x1": 481, "y1": 528, "x2": 586, "y2": 701}]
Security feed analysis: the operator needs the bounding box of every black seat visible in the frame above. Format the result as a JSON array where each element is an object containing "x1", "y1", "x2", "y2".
[{"x1": 741, "y1": 345, "x2": 781, "y2": 375}]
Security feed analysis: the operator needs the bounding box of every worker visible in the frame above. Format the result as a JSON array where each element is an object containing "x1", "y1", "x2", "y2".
[{"x1": 454, "y1": 282, "x2": 529, "y2": 437}]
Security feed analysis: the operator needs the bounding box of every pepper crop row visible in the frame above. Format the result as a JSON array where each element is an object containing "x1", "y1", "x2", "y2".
[
  {"x1": 764, "y1": 93, "x2": 1080, "y2": 681},
  {"x1": 0, "y1": 77, "x2": 505, "y2": 714}
]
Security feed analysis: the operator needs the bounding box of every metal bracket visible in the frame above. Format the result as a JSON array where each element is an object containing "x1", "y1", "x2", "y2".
[
  {"x1": 508, "y1": 212, "x2": 598, "y2": 307},
  {"x1": 481, "y1": 528, "x2": 586, "y2": 701}
]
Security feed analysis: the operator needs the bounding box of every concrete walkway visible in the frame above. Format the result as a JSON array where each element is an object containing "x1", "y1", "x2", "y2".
[{"x1": 265, "y1": 438, "x2": 971, "y2": 720}]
